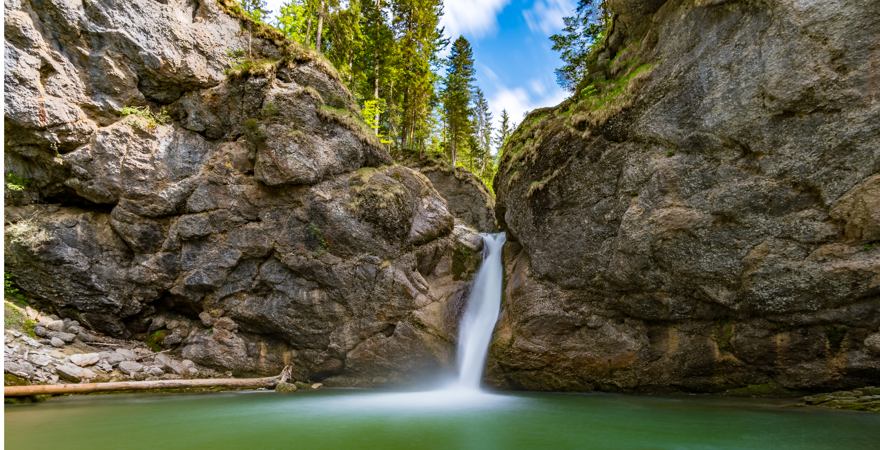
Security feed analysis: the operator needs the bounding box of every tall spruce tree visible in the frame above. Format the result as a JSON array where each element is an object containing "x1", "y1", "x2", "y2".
[
  {"x1": 473, "y1": 88, "x2": 493, "y2": 177},
  {"x1": 391, "y1": 0, "x2": 444, "y2": 151},
  {"x1": 495, "y1": 109, "x2": 513, "y2": 150},
  {"x1": 442, "y1": 36, "x2": 476, "y2": 168}
]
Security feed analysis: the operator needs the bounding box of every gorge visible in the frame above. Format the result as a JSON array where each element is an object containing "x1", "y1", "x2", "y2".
[{"x1": 4, "y1": 0, "x2": 880, "y2": 441}]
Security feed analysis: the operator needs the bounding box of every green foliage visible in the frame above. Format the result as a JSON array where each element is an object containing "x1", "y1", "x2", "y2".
[
  {"x1": 4, "y1": 275, "x2": 37, "y2": 338},
  {"x1": 119, "y1": 105, "x2": 170, "y2": 130},
  {"x1": 146, "y1": 329, "x2": 169, "y2": 352},
  {"x1": 550, "y1": 0, "x2": 609, "y2": 91},
  {"x1": 307, "y1": 223, "x2": 329, "y2": 251},
  {"x1": 5, "y1": 273, "x2": 28, "y2": 307},
  {"x1": 225, "y1": 57, "x2": 279, "y2": 77},
  {"x1": 242, "y1": 118, "x2": 266, "y2": 146},
  {"x1": 361, "y1": 98, "x2": 384, "y2": 136},
  {"x1": 261, "y1": 101, "x2": 280, "y2": 118},
  {"x1": 5, "y1": 172, "x2": 30, "y2": 192},
  {"x1": 240, "y1": 0, "x2": 269, "y2": 22},
  {"x1": 442, "y1": 36, "x2": 476, "y2": 168}
]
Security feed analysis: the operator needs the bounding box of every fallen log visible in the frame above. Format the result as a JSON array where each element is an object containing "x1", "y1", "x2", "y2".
[{"x1": 5, "y1": 370, "x2": 288, "y2": 397}]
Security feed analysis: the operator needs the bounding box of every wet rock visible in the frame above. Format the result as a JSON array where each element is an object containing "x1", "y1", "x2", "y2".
[{"x1": 274, "y1": 381, "x2": 298, "y2": 393}]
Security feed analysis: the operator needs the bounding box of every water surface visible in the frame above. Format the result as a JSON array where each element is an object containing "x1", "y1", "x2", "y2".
[{"x1": 6, "y1": 389, "x2": 878, "y2": 449}]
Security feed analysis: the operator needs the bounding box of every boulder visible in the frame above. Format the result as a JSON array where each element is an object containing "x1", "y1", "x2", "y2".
[
  {"x1": 118, "y1": 361, "x2": 144, "y2": 375},
  {"x1": 69, "y1": 353, "x2": 101, "y2": 367},
  {"x1": 56, "y1": 363, "x2": 95, "y2": 382}
]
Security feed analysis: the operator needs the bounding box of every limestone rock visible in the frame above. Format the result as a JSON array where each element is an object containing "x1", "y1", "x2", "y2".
[
  {"x1": 118, "y1": 361, "x2": 144, "y2": 375},
  {"x1": 56, "y1": 363, "x2": 95, "y2": 382},
  {"x1": 489, "y1": 0, "x2": 880, "y2": 392},
  {"x1": 69, "y1": 353, "x2": 101, "y2": 367}
]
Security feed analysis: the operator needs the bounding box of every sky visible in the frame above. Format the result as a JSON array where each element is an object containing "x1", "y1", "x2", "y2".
[{"x1": 264, "y1": 0, "x2": 575, "y2": 129}]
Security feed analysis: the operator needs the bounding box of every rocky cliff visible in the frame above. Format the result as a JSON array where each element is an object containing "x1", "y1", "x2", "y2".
[
  {"x1": 4, "y1": 0, "x2": 482, "y2": 384},
  {"x1": 490, "y1": 0, "x2": 880, "y2": 392}
]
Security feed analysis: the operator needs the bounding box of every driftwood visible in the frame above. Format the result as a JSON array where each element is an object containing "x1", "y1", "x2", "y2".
[{"x1": 4, "y1": 366, "x2": 291, "y2": 397}]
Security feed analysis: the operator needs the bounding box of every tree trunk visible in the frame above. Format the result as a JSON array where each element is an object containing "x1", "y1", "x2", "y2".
[
  {"x1": 316, "y1": 0, "x2": 324, "y2": 53},
  {"x1": 5, "y1": 375, "x2": 283, "y2": 397}
]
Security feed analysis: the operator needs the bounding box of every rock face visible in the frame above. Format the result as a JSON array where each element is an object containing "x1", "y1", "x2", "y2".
[
  {"x1": 400, "y1": 155, "x2": 497, "y2": 232},
  {"x1": 490, "y1": 0, "x2": 880, "y2": 392},
  {"x1": 5, "y1": 0, "x2": 479, "y2": 384}
]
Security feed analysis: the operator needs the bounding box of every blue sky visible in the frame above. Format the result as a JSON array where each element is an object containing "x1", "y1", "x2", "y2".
[{"x1": 264, "y1": 0, "x2": 575, "y2": 128}]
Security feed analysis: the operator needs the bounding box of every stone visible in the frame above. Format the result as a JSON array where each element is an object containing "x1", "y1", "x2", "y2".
[
  {"x1": 96, "y1": 360, "x2": 113, "y2": 372},
  {"x1": 865, "y1": 334, "x2": 880, "y2": 356},
  {"x1": 198, "y1": 312, "x2": 215, "y2": 327},
  {"x1": 118, "y1": 361, "x2": 144, "y2": 375},
  {"x1": 51, "y1": 332, "x2": 77, "y2": 343},
  {"x1": 102, "y1": 351, "x2": 126, "y2": 366},
  {"x1": 33, "y1": 325, "x2": 50, "y2": 338},
  {"x1": 49, "y1": 337, "x2": 64, "y2": 348},
  {"x1": 56, "y1": 363, "x2": 95, "y2": 382},
  {"x1": 310, "y1": 383, "x2": 323, "y2": 390},
  {"x1": 45, "y1": 320, "x2": 65, "y2": 332},
  {"x1": 69, "y1": 353, "x2": 101, "y2": 367},
  {"x1": 5, "y1": 361, "x2": 35, "y2": 378},
  {"x1": 146, "y1": 366, "x2": 165, "y2": 377},
  {"x1": 274, "y1": 381, "x2": 298, "y2": 394},
  {"x1": 27, "y1": 353, "x2": 52, "y2": 367},
  {"x1": 114, "y1": 349, "x2": 138, "y2": 361}
]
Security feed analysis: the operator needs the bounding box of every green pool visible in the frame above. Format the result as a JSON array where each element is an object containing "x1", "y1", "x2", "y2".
[{"x1": 5, "y1": 389, "x2": 878, "y2": 449}]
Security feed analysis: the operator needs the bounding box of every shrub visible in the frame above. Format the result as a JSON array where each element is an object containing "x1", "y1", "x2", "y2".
[{"x1": 120, "y1": 105, "x2": 170, "y2": 130}]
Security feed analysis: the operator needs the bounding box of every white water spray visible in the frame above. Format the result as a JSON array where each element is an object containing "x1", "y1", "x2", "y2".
[
  {"x1": 310, "y1": 233, "x2": 510, "y2": 411},
  {"x1": 455, "y1": 232, "x2": 506, "y2": 390}
]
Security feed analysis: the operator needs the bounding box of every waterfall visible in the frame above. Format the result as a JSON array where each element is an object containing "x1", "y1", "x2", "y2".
[{"x1": 455, "y1": 232, "x2": 506, "y2": 390}]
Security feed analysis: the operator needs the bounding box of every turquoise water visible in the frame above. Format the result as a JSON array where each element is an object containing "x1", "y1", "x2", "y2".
[{"x1": 5, "y1": 389, "x2": 879, "y2": 449}]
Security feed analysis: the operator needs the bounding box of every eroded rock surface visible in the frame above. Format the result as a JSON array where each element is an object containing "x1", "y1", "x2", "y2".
[
  {"x1": 5, "y1": 0, "x2": 479, "y2": 384},
  {"x1": 490, "y1": 0, "x2": 880, "y2": 392}
]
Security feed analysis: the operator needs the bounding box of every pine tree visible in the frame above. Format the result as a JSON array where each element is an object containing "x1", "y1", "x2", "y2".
[
  {"x1": 391, "y1": 0, "x2": 445, "y2": 151},
  {"x1": 550, "y1": 0, "x2": 607, "y2": 91},
  {"x1": 325, "y1": 0, "x2": 363, "y2": 83},
  {"x1": 442, "y1": 36, "x2": 476, "y2": 168},
  {"x1": 241, "y1": 0, "x2": 269, "y2": 22},
  {"x1": 354, "y1": 0, "x2": 395, "y2": 138},
  {"x1": 473, "y1": 88, "x2": 493, "y2": 177},
  {"x1": 495, "y1": 109, "x2": 513, "y2": 150}
]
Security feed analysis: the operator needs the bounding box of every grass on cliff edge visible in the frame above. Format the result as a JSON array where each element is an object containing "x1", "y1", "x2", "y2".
[
  {"x1": 215, "y1": 0, "x2": 343, "y2": 85},
  {"x1": 495, "y1": 59, "x2": 655, "y2": 194}
]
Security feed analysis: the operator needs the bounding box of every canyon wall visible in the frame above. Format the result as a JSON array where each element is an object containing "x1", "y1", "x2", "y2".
[{"x1": 489, "y1": 0, "x2": 880, "y2": 392}]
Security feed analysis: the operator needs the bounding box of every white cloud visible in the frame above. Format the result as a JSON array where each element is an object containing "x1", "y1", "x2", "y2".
[
  {"x1": 523, "y1": 0, "x2": 575, "y2": 35},
  {"x1": 441, "y1": 0, "x2": 511, "y2": 39},
  {"x1": 488, "y1": 81, "x2": 568, "y2": 141},
  {"x1": 529, "y1": 79, "x2": 547, "y2": 96}
]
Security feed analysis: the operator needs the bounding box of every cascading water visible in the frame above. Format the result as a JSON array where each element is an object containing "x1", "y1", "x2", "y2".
[
  {"x1": 455, "y1": 232, "x2": 506, "y2": 390},
  {"x1": 315, "y1": 232, "x2": 510, "y2": 410}
]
